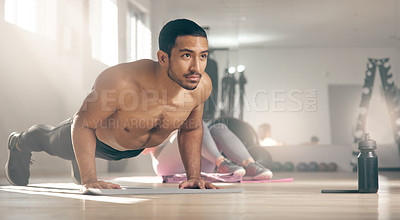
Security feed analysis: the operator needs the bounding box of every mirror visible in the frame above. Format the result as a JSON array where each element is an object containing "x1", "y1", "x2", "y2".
[{"x1": 155, "y1": 0, "x2": 400, "y2": 146}]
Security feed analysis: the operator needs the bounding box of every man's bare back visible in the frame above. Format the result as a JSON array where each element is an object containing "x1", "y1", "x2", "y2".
[{"x1": 91, "y1": 59, "x2": 211, "y2": 151}]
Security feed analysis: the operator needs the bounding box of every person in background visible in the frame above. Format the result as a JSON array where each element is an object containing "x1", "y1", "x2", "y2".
[
  {"x1": 144, "y1": 122, "x2": 273, "y2": 180},
  {"x1": 258, "y1": 123, "x2": 283, "y2": 146},
  {"x1": 301, "y1": 135, "x2": 320, "y2": 145}
]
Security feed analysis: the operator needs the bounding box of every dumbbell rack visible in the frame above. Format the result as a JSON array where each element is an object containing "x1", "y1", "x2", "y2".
[{"x1": 352, "y1": 58, "x2": 400, "y2": 170}]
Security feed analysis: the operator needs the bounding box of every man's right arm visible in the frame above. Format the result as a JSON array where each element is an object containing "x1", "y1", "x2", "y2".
[{"x1": 71, "y1": 69, "x2": 124, "y2": 189}]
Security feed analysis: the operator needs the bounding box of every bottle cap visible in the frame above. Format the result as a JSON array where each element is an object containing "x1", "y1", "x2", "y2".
[{"x1": 358, "y1": 133, "x2": 377, "y2": 150}]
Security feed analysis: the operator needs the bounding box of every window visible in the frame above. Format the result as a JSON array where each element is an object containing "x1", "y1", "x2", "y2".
[
  {"x1": 89, "y1": 0, "x2": 118, "y2": 66},
  {"x1": 88, "y1": 0, "x2": 151, "y2": 65},
  {"x1": 126, "y1": 3, "x2": 151, "y2": 62},
  {"x1": 4, "y1": 0, "x2": 57, "y2": 40}
]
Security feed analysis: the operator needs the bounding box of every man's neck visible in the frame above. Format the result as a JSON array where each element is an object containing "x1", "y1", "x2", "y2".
[{"x1": 154, "y1": 62, "x2": 182, "y2": 98}]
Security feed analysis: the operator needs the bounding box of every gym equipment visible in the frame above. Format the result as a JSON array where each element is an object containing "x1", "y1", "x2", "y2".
[
  {"x1": 296, "y1": 162, "x2": 308, "y2": 172},
  {"x1": 238, "y1": 71, "x2": 247, "y2": 120},
  {"x1": 272, "y1": 162, "x2": 282, "y2": 172},
  {"x1": 318, "y1": 162, "x2": 328, "y2": 172},
  {"x1": 220, "y1": 70, "x2": 237, "y2": 118},
  {"x1": 327, "y1": 162, "x2": 338, "y2": 172},
  {"x1": 246, "y1": 146, "x2": 273, "y2": 170},
  {"x1": 282, "y1": 162, "x2": 295, "y2": 172},
  {"x1": 353, "y1": 58, "x2": 400, "y2": 170},
  {"x1": 308, "y1": 162, "x2": 319, "y2": 172}
]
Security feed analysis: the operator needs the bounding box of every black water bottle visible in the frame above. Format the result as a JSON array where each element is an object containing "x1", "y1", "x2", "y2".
[{"x1": 358, "y1": 133, "x2": 379, "y2": 193}]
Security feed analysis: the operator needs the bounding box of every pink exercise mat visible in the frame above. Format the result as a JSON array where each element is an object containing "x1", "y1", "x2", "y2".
[{"x1": 162, "y1": 172, "x2": 294, "y2": 183}]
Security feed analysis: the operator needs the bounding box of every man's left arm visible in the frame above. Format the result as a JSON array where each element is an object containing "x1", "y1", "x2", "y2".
[{"x1": 177, "y1": 104, "x2": 221, "y2": 189}]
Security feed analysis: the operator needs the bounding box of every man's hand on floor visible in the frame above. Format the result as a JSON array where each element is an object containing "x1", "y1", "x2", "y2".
[
  {"x1": 81, "y1": 180, "x2": 122, "y2": 190},
  {"x1": 179, "y1": 178, "x2": 223, "y2": 189}
]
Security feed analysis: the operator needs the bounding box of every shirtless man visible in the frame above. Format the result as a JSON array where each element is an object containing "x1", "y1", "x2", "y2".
[{"x1": 5, "y1": 19, "x2": 220, "y2": 190}]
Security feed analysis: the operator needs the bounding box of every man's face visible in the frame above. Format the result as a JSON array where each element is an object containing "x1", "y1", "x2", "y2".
[{"x1": 167, "y1": 35, "x2": 209, "y2": 90}]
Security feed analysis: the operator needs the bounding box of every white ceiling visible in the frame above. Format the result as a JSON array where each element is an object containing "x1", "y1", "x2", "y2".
[{"x1": 161, "y1": 0, "x2": 400, "y2": 49}]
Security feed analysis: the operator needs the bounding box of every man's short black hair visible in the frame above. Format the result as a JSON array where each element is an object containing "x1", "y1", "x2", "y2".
[{"x1": 158, "y1": 19, "x2": 207, "y2": 57}]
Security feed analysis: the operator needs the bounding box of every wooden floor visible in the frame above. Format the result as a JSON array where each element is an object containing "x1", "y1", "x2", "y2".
[{"x1": 0, "y1": 171, "x2": 399, "y2": 220}]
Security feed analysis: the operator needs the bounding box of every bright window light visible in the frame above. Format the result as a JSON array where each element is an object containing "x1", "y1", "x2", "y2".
[
  {"x1": 4, "y1": 0, "x2": 57, "y2": 40},
  {"x1": 89, "y1": 0, "x2": 119, "y2": 66},
  {"x1": 126, "y1": 4, "x2": 151, "y2": 62},
  {"x1": 127, "y1": 12, "x2": 137, "y2": 61},
  {"x1": 5, "y1": 0, "x2": 37, "y2": 33},
  {"x1": 137, "y1": 19, "x2": 151, "y2": 60}
]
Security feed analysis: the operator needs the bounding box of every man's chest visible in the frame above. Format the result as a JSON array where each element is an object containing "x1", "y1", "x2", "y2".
[{"x1": 114, "y1": 102, "x2": 196, "y2": 132}]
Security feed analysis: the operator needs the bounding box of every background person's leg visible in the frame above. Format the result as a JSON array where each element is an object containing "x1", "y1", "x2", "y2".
[
  {"x1": 153, "y1": 140, "x2": 217, "y2": 176},
  {"x1": 209, "y1": 123, "x2": 252, "y2": 165},
  {"x1": 153, "y1": 122, "x2": 249, "y2": 176},
  {"x1": 200, "y1": 121, "x2": 224, "y2": 164},
  {"x1": 153, "y1": 139, "x2": 186, "y2": 176},
  {"x1": 153, "y1": 140, "x2": 230, "y2": 176},
  {"x1": 153, "y1": 123, "x2": 225, "y2": 176},
  {"x1": 209, "y1": 123, "x2": 273, "y2": 180},
  {"x1": 201, "y1": 121, "x2": 245, "y2": 174}
]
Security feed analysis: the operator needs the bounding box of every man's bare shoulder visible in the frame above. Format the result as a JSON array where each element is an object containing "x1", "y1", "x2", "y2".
[
  {"x1": 195, "y1": 72, "x2": 212, "y2": 103},
  {"x1": 93, "y1": 59, "x2": 157, "y2": 91},
  {"x1": 118, "y1": 59, "x2": 158, "y2": 75}
]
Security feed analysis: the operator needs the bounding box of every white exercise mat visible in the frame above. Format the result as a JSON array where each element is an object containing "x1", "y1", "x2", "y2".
[{"x1": 82, "y1": 187, "x2": 244, "y2": 195}]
